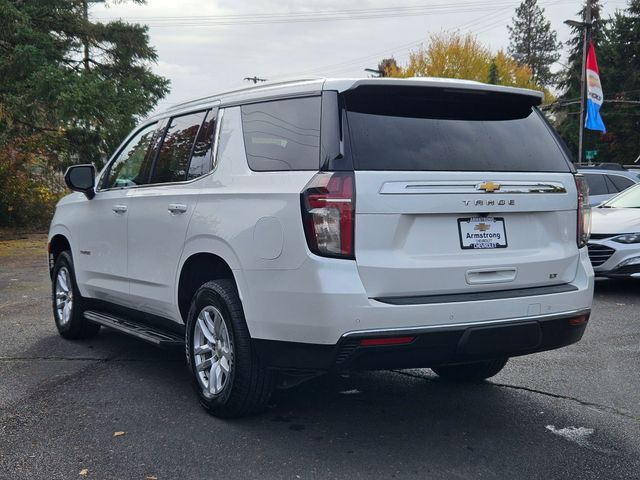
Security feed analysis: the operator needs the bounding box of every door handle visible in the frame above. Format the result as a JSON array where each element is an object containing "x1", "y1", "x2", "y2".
[
  {"x1": 168, "y1": 203, "x2": 188, "y2": 214},
  {"x1": 465, "y1": 268, "x2": 517, "y2": 285},
  {"x1": 112, "y1": 205, "x2": 127, "y2": 214}
]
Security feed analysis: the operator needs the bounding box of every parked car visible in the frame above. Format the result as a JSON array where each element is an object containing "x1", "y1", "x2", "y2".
[
  {"x1": 48, "y1": 78, "x2": 594, "y2": 417},
  {"x1": 577, "y1": 167, "x2": 640, "y2": 206},
  {"x1": 588, "y1": 183, "x2": 640, "y2": 277}
]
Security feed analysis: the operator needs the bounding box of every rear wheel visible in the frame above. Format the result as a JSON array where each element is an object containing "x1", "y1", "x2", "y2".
[
  {"x1": 51, "y1": 251, "x2": 100, "y2": 339},
  {"x1": 431, "y1": 358, "x2": 508, "y2": 382},
  {"x1": 186, "y1": 279, "x2": 274, "y2": 417}
]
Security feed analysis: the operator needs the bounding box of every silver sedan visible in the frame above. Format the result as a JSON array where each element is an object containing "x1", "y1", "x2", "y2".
[{"x1": 588, "y1": 183, "x2": 640, "y2": 278}]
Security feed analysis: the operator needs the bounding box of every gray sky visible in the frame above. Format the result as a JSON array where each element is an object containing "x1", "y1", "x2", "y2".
[{"x1": 92, "y1": 0, "x2": 629, "y2": 110}]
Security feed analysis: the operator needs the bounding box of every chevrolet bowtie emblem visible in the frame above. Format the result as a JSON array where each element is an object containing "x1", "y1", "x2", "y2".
[
  {"x1": 477, "y1": 181, "x2": 501, "y2": 192},
  {"x1": 475, "y1": 223, "x2": 491, "y2": 232}
]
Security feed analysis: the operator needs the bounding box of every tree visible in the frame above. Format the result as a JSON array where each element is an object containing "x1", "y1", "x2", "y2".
[
  {"x1": 0, "y1": 0, "x2": 169, "y2": 167},
  {"x1": 488, "y1": 59, "x2": 500, "y2": 84},
  {"x1": 0, "y1": 0, "x2": 169, "y2": 228},
  {"x1": 507, "y1": 0, "x2": 562, "y2": 87},
  {"x1": 558, "y1": 1, "x2": 605, "y2": 97},
  {"x1": 595, "y1": 0, "x2": 640, "y2": 163},
  {"x1": 377, "y1": 58, "x2": 399, "y2": 77},
  {"x1": 553, "y1": 0, "x2": 640, "y2": 163},
  {"x1": 385, "y1": 32, "x2": 548, "y2": 96}
]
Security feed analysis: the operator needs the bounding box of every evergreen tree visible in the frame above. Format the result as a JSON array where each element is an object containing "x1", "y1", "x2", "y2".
[
  {"x1": 507, "y1": 0, "x2": 562, "y2": 87},
  {"x1": 0, "y1": 0, "x2": 170, "y2": 167},
  {"x1": 597, "y1": 0, "x2": 640, "y2": 163},
  {"x1": 487, "y1": 58, "x2": 500, "y2": 84},
  {"x1": 552, "y1": 0, "x2": 604, "y2": 161}
]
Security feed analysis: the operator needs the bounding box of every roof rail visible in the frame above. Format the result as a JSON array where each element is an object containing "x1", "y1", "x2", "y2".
[
  {"x1": 575, "y1": 163, "x2": 627, "y2": 171},
  {"x1": 165, "y1": 77, "x2": 324, "y2": 113}
]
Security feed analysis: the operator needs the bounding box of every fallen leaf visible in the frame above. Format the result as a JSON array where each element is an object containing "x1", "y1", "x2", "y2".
[
  {"x1": 146, "y1": 476, "x2": 158, "y2": 480},
  {"x1": 113, "y1": 431, "x2": 125, "y2": 437},
  {"x1": 79, "y1": 469, "x2": 88, "y2": 476}
]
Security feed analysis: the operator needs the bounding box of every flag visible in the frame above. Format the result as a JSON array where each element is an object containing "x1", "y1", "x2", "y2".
[{"x1": 585, "y1": 42, "x2": 606, "y2": 132}]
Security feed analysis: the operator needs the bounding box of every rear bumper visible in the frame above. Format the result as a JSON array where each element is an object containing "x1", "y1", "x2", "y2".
[
  {"x1": 253, "y1": 309, "x2": 590, "y2": 371},
  {"x1": 239, "y1": 247, "x2": 594, "y2": 344}
]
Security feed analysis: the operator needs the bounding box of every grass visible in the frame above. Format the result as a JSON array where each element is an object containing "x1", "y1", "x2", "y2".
[{"x1": 0, "y1": 230, "x2": 48, "y2": 258}]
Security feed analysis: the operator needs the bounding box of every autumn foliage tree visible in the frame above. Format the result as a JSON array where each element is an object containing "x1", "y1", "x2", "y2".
[{"x1": 386, "y1": 32, "x2": 549, "y2": 99}]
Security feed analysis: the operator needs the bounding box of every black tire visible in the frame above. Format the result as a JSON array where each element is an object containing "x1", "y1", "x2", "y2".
[
  {"x1": 431, "y1": 358, "x2": 508, "y2": 382},
  {"x1": 185, "y1": 279, "x2": 274, "y2": 418},
  {"x1": 51, "y1": 251, "x2": 100, "y2": 339}
]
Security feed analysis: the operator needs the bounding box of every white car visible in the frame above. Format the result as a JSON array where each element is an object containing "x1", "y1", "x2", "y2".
[
  {"x1": 48, "y1": 78, "x2": 594, "y2": 417},
  {"x1": 589, "y1": 183, "x2": 640, "y2": 277}
]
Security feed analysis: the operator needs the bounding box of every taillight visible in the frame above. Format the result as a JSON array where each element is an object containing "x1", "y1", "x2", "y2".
[
  {"x1": 575, "y1": 174, "x2": 591, "y2": 248},
  {"x1": 301, "y1": 172, "x2": 355, "y2": 259}
]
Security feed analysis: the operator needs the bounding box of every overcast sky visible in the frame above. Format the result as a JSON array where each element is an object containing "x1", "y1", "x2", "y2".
[{"x1": 92, "y1": 0, "x2": 629, "y2": 111}]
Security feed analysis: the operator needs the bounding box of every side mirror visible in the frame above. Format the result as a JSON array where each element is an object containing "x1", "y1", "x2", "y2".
[{"x1": 64, "y1": 164, "x2": 96, "y2": 200}]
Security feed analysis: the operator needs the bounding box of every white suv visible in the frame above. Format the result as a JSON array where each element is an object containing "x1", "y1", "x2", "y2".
[{"x1": 48, "y1": 78, "x2": 594, "y2": 417}]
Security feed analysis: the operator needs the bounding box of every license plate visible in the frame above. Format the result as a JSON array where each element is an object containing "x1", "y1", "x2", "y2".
[{"x1": 458, "y1": 217, "x2": 507, "y2": 249}]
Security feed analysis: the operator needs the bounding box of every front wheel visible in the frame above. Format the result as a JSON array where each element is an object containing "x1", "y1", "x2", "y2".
[
  {"x1": 51, "y1": 251, "x2": 100, "y2": 339},
  {"x1": 431, "y1": 358, "x2": 508, "y2": 382},
  {"x1": 185, "y1": 279, "x2": 274, "y2": 418}
]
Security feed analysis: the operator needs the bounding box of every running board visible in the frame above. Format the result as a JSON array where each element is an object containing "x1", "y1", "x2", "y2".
[{"x1": 84, "y1": 310, "x2": 183, "y2": 348}]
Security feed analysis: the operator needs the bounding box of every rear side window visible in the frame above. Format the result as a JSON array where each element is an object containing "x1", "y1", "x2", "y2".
[
  {"x1": 150, "y1": 111, "x2": 208, "y2": 184},
  {"x1": 241, "y1": 97, "x2": 321, "y2": 171},
  {"x1": 187, "y1": 111, "x2": 217, "y2": 180},
  {"x1": 607, "y1": 174, "x2": 635, "y2": 192},
  {"x1": 343, "y1": 86, "x2": 571, "y2": 172},
  {"x1": 584, "y1": 173, "x2": 608, "y2": 195}
]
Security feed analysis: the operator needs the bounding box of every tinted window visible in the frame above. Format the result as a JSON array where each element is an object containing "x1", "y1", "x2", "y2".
[
  {"x1": 105, "y1": 123, "x2": 157, "y2": 189},
  {"x1": 607, "y1": 174, "x2": 635, "y2": 192},
  {"x1": 150, "y1": 111, "x2": 207, "y2": 184},
  {"x1": 241, "y1": 97, "x2": 321, "y2": 171},
  {"x1": 343, "y1": 86, "x2": 570, "y2": 172},
  {"x1": 187, "y1": 111, "x2": 217, "y2": 180},
  {"x1": 584, "y1": 173, "x2": 608, "y2": 195}
]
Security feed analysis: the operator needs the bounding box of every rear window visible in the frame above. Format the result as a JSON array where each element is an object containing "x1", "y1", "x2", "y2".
[
  {"x1": 241, "y1": 96, "x2": 321, "y2": 171},
  {"x1": 607, "y1": 174, "x2": 635, "y2": 192},
  {"x1": 343, "y1": 86, "x2": 571, "y2": 172},
  {"x1": 584, "y1": 173, "x2": 608, "y2": 195}
]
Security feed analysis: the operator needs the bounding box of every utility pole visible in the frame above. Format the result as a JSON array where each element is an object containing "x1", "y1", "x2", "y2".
[
  {"x1": 244, "y1": 76, "x2": 267, "y2": 84},
  {"x1": 565, "y1": 0, "x2": 593, "y2": 165}
]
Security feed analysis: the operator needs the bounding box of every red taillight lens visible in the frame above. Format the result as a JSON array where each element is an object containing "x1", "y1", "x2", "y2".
[
  {"x1": 359, "y1": 336, "x2": 415, "y2": 347},
  {"x1": 569, "y1": 314, "x2": 590, "y2": 326},
  {"x1": 301, "y1": 172, "x2": 355, "y2": 259},
  {"x1": 575, "y1": 174, "x2": 591, "y2": 248}
]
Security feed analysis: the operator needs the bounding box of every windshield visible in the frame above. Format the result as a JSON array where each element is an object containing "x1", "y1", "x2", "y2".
[
  {"x1": 602, "y1": 183, "x2": 640, "y2": 208},
  {"x1": 343, "y1": 86, "x2": 572, "y2": 172}
]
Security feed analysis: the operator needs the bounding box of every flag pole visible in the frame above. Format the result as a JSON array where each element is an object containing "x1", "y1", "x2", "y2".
[{"x1": 578, "y1": 0, "x2": 592, "y2": 165}]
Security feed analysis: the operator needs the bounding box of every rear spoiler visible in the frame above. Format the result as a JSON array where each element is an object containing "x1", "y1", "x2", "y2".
[{"x1": 335, "y1": 78, "x2": 544, "y2": 106}]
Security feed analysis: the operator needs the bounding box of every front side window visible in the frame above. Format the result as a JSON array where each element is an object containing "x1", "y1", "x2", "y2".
[
  {"x1": 104, "y1": 123, "x2": 158, "y2": 189},
  {"x1": 150, "y1": 111, "x2": 208, "y2": 184},
  {"x1": 241, "y1": 96, "x2": 321, "y2": 171}
]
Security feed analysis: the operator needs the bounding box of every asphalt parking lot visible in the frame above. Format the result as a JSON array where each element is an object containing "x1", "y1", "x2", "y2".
[{"x1": 0, "y1": 234, "x2": 638, "y2": 480}]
